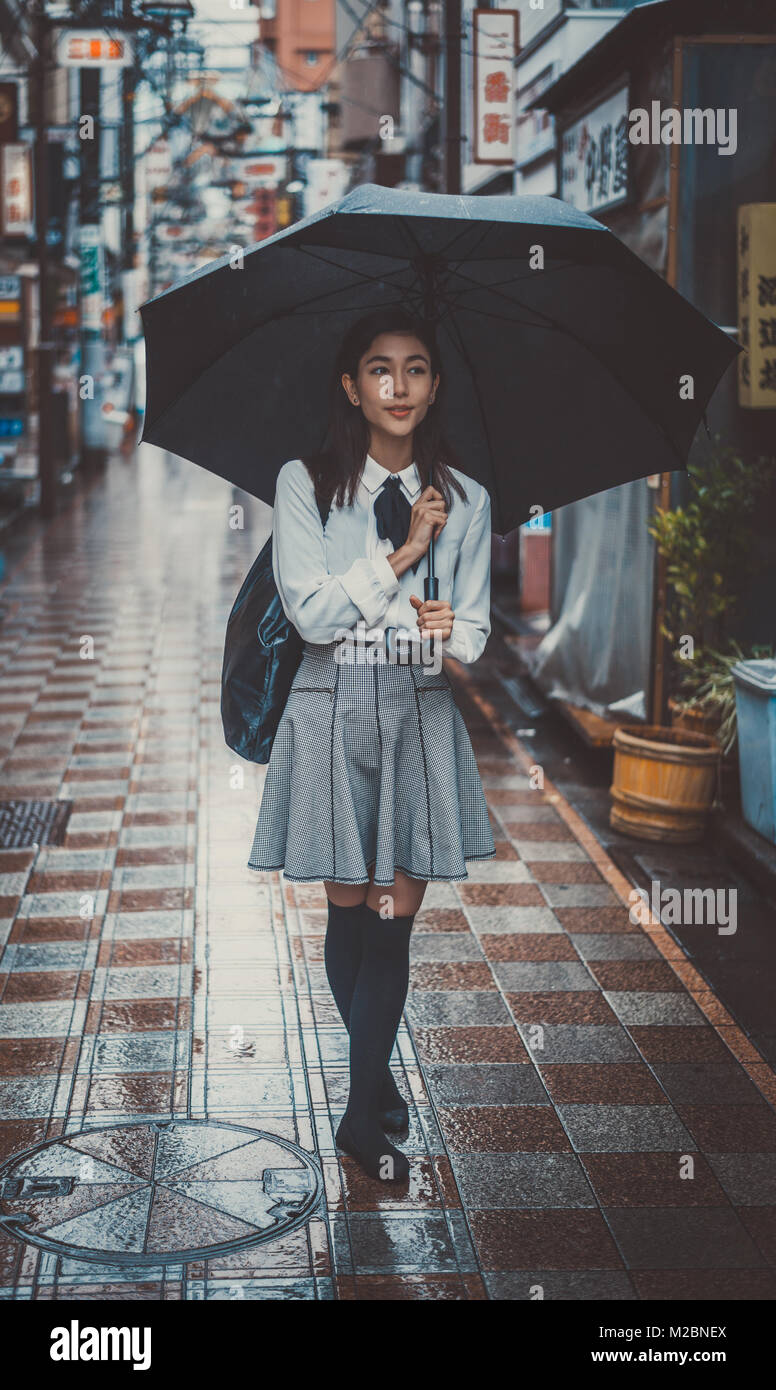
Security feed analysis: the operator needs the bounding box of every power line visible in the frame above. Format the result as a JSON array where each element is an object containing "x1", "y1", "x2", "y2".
[{"x1": 0, "y1": 5, "x2": 33, "y2": 74}]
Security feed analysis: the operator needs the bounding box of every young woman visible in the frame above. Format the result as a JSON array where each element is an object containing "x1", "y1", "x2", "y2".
[{"x1": 248, "y1": 307, "x2": 495, "y2": 1182}]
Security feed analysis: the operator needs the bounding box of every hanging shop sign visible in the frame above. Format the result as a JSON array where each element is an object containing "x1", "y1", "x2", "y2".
[
  {"x1": 303, "y1": 159, "x2": 350, "y2": 216},
  {"x1": 275, "y1": 195, "x2": 293, "y2": 229},
  {"x1": 737, "y1": 203, "x2": 776, "y2": 410},
  {"x1": 145, "y1": 139, "x2": 173, "y2": 191},
  {"x1": 153, "y1": 223, "x2": 197, "y2": 244},
  {"x1": 253, "y1": 186, "x2": 277, "y2": 241},
  {"x1": 0, "y1": 277, "x2": 21, "y2": 322},
  {"x1": 0, "y1": 143, "x2": 33, "y2": 238},
  {"x1": 54, "y1": 29, "x2": 134, "y2": 68},
  {"x1": 0, "y1": 344, "x2": 24, "y2": 395},
  {"x1": 230, "y1": 156, "x2": 285, "y2": 189},
  {"x1": 472, "y1": 9, "x2": 520, "y2": 165},
  {"x1": 79, "y1": 224, "x2": 104, "y2": 332},
  {"x1": 560, "y1": 85, "x2": 630, "y2": 215}
]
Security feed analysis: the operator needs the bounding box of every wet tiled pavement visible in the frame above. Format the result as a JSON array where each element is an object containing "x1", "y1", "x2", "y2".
[{"x1": 1, "y1": 449, "x2": 775, "y2": 1300}]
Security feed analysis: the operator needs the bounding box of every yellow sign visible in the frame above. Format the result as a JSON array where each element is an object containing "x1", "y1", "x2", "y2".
[
  {"x1": 275, "y1": 196, "x2": 292, "y2": 229},
  {"x1": 737, "y1": 203, "x2": 776, "y2": 409}
]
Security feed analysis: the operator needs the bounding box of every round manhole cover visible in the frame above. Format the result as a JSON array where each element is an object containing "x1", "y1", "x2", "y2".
[{"x1": 0, "y1": 1120, "x2": 323, "y2": 1266}]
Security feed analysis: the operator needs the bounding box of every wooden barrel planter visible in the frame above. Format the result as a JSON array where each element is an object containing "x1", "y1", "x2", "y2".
[{"x1": 609, "y1": 724, "x2": 721, "y2": 844}]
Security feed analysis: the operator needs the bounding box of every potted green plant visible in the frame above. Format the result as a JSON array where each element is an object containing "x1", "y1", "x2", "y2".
[
  {"x1": 609, "y1": 443, "x2": 774, "y2": 843},
  {"x1": 648, "y1": 443, "x2": 773, "y2": 728},
  {"x1": 669, "y1": 640, "x2": 775, "y2": 758}
]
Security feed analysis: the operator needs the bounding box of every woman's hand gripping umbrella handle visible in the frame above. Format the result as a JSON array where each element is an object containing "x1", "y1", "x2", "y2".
[{"x1": 424, "y1": 537, "x2": 438, "y2": 602}]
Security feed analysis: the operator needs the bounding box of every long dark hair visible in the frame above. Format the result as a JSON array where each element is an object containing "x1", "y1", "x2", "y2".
[{"x1": 302, "y1": 307, "x2": 469, "y2": 515}]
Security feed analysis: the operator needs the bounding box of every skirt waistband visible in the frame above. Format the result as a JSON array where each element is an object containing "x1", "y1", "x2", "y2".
[{"x1": 303, "y1": 631, "x2": 443, "y2": 667}]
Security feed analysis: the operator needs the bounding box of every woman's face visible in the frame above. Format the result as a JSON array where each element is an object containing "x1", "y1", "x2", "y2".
[{"x1": 342, "y1": 332, "x2": 440, "y2": 440}]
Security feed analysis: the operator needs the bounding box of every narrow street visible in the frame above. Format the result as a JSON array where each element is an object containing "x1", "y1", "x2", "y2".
[{"x1": 0, "y1": 447, "x2": 774, "y2": 1301}]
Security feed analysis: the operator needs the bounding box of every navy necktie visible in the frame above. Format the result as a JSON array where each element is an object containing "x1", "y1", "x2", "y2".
[{"x1": 374, "y1": 475, "x2": 422, "y2": 575}]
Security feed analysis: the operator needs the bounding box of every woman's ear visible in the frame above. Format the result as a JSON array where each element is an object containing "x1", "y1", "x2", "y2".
[{"x1": 341, "y1": 372, "x2": 357, "y2": 406}]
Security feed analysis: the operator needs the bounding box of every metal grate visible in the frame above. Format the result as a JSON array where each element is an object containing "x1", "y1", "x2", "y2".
[{"x1": 0, "y1": 800, "x2": 73, "y2": 849}]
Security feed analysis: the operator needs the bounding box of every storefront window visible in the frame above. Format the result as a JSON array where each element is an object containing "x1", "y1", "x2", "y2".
[{"x1": 677, "y1": 39, "x2": 776, "y2": 328}]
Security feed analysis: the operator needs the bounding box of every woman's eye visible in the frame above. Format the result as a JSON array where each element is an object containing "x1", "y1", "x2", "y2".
[{"x1": 369, "y1": 365, "x2": 426, "y2": 374}]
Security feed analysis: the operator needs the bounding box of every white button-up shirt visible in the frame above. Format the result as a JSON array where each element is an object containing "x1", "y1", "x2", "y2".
[{"x1": 271, "y1": 452, "x2": 492, "y2": 664}]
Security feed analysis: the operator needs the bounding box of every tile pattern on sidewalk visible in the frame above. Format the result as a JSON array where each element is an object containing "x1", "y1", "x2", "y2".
[{"x1": 0, "y1": 455, "x2": 775, "y2": 1300}]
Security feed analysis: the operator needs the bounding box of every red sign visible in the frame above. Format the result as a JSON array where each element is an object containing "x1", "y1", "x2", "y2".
[{"x1": 472, "y1": 9, "x2": 520, "y2": 166}]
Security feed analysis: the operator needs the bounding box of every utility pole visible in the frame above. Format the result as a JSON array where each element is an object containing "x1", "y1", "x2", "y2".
[
  {"x1": 32, "y1": 0, "x2": 56, "y2": 518},
  {"x1": 120, "y1": 0, "x2": 137, "y2": 344},
  {"x1": 444, "y1": 0, "x2": 462, "y2": 193},
  {"x1": 79, "y1": 56, "x2": 106, "y2": 473}
]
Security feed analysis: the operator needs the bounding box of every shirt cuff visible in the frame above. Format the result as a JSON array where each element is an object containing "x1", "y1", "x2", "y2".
[
  {"x1": 371, "y1": 550, "x2": 400, "y2": 601},
  {"x1": 338, "y1": 554, "x2": 400, "y2": 629},
  {"x1": 442, "y1": 630, "x2": 474, "y2": 664}
]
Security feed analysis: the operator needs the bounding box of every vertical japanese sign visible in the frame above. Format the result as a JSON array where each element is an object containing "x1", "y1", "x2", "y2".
[
  {"x1": 737, "y1": 203, "x2": 776, "y2": 409},
  {"x1": 472, "y1": 9, "x2": 519, "y2": 165},
  {"x1": 560, "y1": 86, "x2": 630, "y2": 214},
  {"x1": 0, "y1": 143, "x2": 33, "y2": 238},
  {"x1": 145, "y1": 139, "x2": 172, "y2": 194},
  {"x1": 0, "y1": 274, "x2": 25, "y2": 445},
  {"x1": 79, "y1": 224, "x2": 104, "y2": 333}
]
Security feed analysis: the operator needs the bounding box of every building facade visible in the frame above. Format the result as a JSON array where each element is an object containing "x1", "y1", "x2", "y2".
[{"x1": 524, "y1": 0, "x2": 776, "y2": 726}]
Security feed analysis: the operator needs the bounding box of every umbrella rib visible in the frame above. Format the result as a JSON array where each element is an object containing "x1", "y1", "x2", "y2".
[
  {"x1": 281, "y1": 246, "x2": 412, "y2": 310},
  {"x1": 293, "y1": 233, "x2": 464, "y2": 326},
  {"x1": 143, "y1": 252, "x2": 415, "y2": 435},
  {"x1": 292, "y1": 242, "x2": 413, "y2": 284},
  {"x1": 394, "y1": 215, "x2": 486, "y2": 324},
  {"x1": 143, "y1": 300, "x2": 392, "y2": 437},
  {"x1": 394, "y1": 216, "x2": 552, "y2": 324},
  {"x1": 445, "y1": 260, "x2": 582, "y2": 298},
  {"x1": 438, "y1": 312, "x2": 506, "y2": 535},
  {"x1": 452, "y1": 300, "x2": 688, "y2": 470},
  {"x1": 396, "y1": 215, "x2": 600, "y2": 312},
  {"x1": 143, "y1": 235, "x2": 436, "y2": 435},
  {"x1": 398, "y1": 213, "x2": 492, "y2": 269},
  {"x1": 280, "y1": 300, "x2": 405, "y2": 319},
  {"x1": 450, "y1": 263, "x2": 699, "y2": 468}
]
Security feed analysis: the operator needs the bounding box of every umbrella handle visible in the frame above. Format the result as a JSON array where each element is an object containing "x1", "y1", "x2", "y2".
[{"x1": 424, "y1": 535, "x2": 438, "y2": 601}]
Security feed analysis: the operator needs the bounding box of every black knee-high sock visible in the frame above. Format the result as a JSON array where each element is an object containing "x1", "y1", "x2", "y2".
[
  {"x1": 323, "y1": 899, "x2": 362, "y2": 1026},
  {"x1": 323, "y1": 900, "x2": 405, "y2": 1111},
  {"x1": 342, "y1": 903, "x2": 414, "y2": 1176}
]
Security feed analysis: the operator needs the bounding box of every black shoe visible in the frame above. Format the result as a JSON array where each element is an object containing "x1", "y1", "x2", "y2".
[{"x1": 335, "y1": 1115, "x2": 409, "y2": 1183}]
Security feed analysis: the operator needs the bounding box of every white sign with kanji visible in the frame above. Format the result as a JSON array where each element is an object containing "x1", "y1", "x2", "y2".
[
  {"x1": 145, "y1": 140, "x2": 173, "y2": 191},
  {"x1": 473, "y1": 9, "x2": 519, "y2": 166},
  {"x1": 560, "y1": 86, "x2": 630, "y2": 214},
  {"x1": 0, "y1": 143, "x2": 33, "y2": 238}
]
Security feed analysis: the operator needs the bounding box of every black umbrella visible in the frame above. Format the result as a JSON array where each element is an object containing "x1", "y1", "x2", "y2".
[{"x1": 138, "y1": 183, "x2": 739, "y2": 538}]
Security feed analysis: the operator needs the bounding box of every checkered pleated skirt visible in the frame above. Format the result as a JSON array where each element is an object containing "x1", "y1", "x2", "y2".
[{"x1": 247, "y1": 639, "x2": 497, "y2": 886}]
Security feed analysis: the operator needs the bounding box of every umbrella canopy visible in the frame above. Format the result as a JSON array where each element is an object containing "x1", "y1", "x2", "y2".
[{"x1": 138, "y1": 183, "x2": 739, "y2": 537}]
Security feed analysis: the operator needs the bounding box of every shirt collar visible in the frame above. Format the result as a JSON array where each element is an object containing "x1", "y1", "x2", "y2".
[{"x1": 361, "y1": 451, "x2": 421, "y2": 499}]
